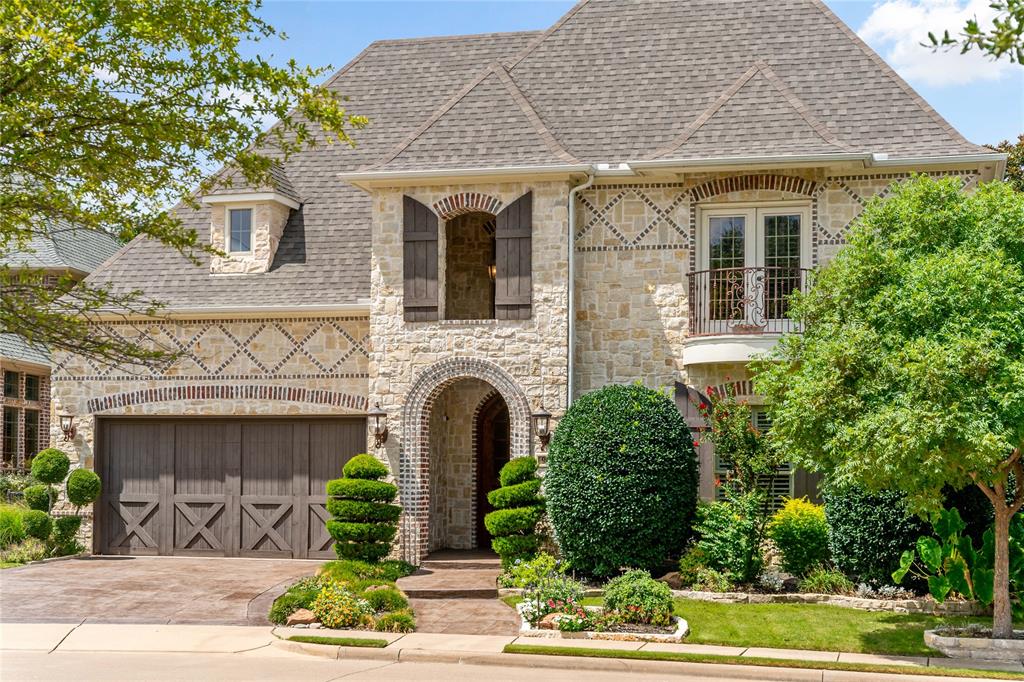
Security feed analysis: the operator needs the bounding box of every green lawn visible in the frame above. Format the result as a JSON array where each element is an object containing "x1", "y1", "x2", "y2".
[{"x1": 504, "y1": 596, "x2": 990, "y2": 657}]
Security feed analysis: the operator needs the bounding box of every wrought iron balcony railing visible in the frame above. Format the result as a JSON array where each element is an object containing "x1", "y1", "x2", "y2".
[{"x1": 687, "y1": 266, "x2": 810, "y2": 337}]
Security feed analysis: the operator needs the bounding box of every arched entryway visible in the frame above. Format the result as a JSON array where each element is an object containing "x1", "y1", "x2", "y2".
[
  {"x1": 399, "y1": 357, "x2": 531, "y2": 565},
  {"x1": 474, "y1": 392, "x2": 510, "y2": 548}
]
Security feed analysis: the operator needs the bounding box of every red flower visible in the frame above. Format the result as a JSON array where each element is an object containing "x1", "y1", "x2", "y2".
[{"x1": 714, "y1": 477, "x2": 721, "y2": 487}]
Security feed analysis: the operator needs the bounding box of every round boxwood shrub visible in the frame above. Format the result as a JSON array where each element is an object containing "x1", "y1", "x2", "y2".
[
  {"x1": 21, "y1": 509, "x2": 52, "y2": 541},
  {"x1": 767, "y1": 497, "x2": 830, "y2": 577},
  {"x1": 326, "y1": 454, "x2": 399, "y2": 563},
  {"x1": 545, "y1": 383, "x2": 699, "y2": 578},
  {"x1": 30, "y1": 449, "x2": 70, "y2": 485},
  {"x1": 23, "y1": 484, "x2": 54, "y2": 513},
  {"x1": 66, "y1": 469, "x2": 102, "y2": 509},
  {"x1": 485, "y1": 457, "x2": 543, "y2": 568},
  {"x1": 604, "y1": 569, "x2": 674, "y2": 625},
  {"x1": 823, "y1": 484, "x2": 927, "y2": 586}
]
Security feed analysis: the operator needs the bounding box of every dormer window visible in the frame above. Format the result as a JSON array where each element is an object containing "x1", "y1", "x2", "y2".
[{"x1": 228, "y1": 208, "x2": 253, "y2": 253}]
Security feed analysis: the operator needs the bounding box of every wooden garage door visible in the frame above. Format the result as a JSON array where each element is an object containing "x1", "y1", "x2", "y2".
[{"x1": 95, "y1": 418, "x2": 365, "y2": 559}]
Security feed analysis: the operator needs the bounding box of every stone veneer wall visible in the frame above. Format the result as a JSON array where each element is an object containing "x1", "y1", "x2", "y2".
[
  {"x1": 573, "y1": 169, "x2": 981, "y2": 395},
  {"x1": 49, "y1": 316, "x2": 372, "y2": 469},
  {"x1": 369, "y1": 180, "x2": 569, "y2": 564}
]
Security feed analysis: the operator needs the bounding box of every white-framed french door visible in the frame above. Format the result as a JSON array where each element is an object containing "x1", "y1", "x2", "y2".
[{"x1": 695, "y1": 204, "x2": 811, "y2": 335}]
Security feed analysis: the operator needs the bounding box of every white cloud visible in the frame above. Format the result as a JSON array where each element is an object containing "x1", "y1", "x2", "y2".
[{"x1": 858, "y1": 0, "x2": 1015, "y2": 87}]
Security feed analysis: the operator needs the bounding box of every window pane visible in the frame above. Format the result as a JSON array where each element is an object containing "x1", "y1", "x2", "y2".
[
  {"x1": 708, "y1": 216, "x2": 746, "y2": 322},
  {"x1": 229, "y1": 209, "x2": 252, "y2": 252},
  {"x1": 763, "y1": 214, "x2": 801, "y2": 320},
  {"x1": 24, "y1": 410, "x2": 38, "y2": 462},
  {"x1": 24, "y1": 375, "x2": 39, "y2": 401},
  {"x1": 3, "y1": 371, "x2": 17, "y2": 398},
  {"x1": 3, "y1": 407, "x2": 17, "y2": 467}
]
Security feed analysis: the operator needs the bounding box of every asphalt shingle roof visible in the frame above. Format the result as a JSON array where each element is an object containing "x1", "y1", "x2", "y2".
[
  {"x1": 2, "y1": 223, "x2": 122, "y2": 275},
  {"x1": 85, "y1": 0, "x2": 986, "y2": 310},
  {"x1": 0, "y1": 333, "x2": 50, "y2": 367}
]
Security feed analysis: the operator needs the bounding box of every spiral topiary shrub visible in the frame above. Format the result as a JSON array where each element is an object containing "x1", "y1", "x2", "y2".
[
  {"x1": 30, "y1": 449, "x2": 70, "y2": 485},
  {"x1": 66, "y1": 469, "x2": 102, "y2": 509},
  {"x1": 326, "y1": 454, "x2": 400, "y2": 562},
  {"x1": 485, "y1": 456, "x2": 543, "y2": 568},
  {"x1": 545, "y1": 383, "x2": 699, "y2": 578}
]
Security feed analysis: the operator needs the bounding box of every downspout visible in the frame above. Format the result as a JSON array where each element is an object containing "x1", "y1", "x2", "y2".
[{"x1": 567, "y1": 170, "x2": 595, "y2": 409}]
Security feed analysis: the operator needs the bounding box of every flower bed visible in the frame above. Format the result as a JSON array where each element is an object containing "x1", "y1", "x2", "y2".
[{"x1": 516, "y1": 602, "x2": 689, "y2": 643}]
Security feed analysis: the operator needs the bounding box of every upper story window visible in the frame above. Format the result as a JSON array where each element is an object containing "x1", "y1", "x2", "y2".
[
  {"x1": 24, "y1": 375, "x2": 39, "y2": 402},
  {"x1": 690, "y1": 203, "x2": 811, "y2": 336},
  {"x1": 3, "y1": 371, "x2": 17, "y2": 399},
  {"x1": 445, "y1": 212, "x2": 496, "y2": 320},
  {"x1": 228, "y1": 208, "x2": 253, "y2": 253}
]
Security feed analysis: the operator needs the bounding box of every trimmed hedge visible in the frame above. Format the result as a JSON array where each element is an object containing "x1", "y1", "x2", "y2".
[
  {"x1": 326, "y1": 520, "x2": 398, "y2": 544},
  {"x1": 21, "y1": 509, "x2": 52, "y2": 541},
  {"x1": 484, "y1": 457, "x2": 543, "y2": 568},
  {"x1": 487, "y1": 479, "x2": 542, "y2": 510},
  {"x1": 326, "y1": 453, "x2": 400, "y2": 563},
  {"x1": 823, "y1": 484, "x2": 927, "y2": 586},
  {"x1": 66, "y1": 469, "x2": 102, "y2": 508},
  {"x1": 326, "y1": 499, "x2": 402, "y2": 524},
  {"x1": 23, "y1": 485, "x2": 53, "y2": 513},
  {"x1": 499, "y1": 457, "x2": 538, "y2": 488},
  {"x1": 545, "y1": 383, "x2": 699, "y2": 578},
  {"x1": 343, "y1": 454, "x2": 390, "y2": 481},
  {"x1": 326, "y1": 478, "x2": 397, "y2": 502},
  {"x1": 30, "y1": 449, "x2": 70, "y2": 485}
]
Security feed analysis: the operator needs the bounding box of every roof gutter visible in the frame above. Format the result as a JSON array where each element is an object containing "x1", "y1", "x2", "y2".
[
  {"x1": 566, "y1": 169, "x2": 595, "y2": 409},
  {"x1": 339, "y1": 163, "x2": 593, "y2": 188},
  {"x1": 628, "y1": 153, "x2": 873, "y2": 172},
  {"x1": 87, "y1": 302, "x2": 372, "y2": 321}
]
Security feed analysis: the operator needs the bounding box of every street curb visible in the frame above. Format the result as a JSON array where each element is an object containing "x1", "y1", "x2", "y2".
[{"x1": 272, "y1": 639, "x2": 995, "y2": 682}]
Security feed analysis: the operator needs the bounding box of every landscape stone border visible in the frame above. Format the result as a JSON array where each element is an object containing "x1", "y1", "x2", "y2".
[
  {"x1": 497, "y1": 587, "x2": 987, "y2": 616},
  {"x1": 924, "y1": 629, "x2": 1024, "y2": 661}
]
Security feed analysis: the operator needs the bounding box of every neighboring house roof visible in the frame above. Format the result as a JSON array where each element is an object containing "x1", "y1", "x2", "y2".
[
  {"x1": 2, "y1": 222, "x2": 122, "y2": 276},
  {"x1": 84, "y1": 0, "x2": 988, "y2": 311},
  {"x1": 0, "y1": 333, "x2": 51, "y2": 367}
]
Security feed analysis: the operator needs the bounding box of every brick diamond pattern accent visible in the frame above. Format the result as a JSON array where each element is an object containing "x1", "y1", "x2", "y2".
[{"x1": 577, "y1": 186, "x2": 690, "y2": 250}]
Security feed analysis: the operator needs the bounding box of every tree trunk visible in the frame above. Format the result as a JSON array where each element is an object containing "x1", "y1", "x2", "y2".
[{"x1": 992, "y1": 506, "x2": 1013, "y2": 639}]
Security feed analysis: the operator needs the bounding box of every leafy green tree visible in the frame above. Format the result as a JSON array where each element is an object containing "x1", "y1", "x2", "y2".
[
  {"x1": 989, "y1": 134, "x2": 1024, "y2": 193},
  {"x1": 1, "y1": 0, "x2": 365, "y2": 365},
  {"x1": 929, "y1": 0, "x2": 1024, "y2": 63},
  {"x1": 754, "y1": 176, "x2": 1024, "y2": 638}
]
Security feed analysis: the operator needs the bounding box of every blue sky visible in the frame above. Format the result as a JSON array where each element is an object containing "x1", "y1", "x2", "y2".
[{"x1": 253, "y1": 0, "x2": 1022, "y2": 146}]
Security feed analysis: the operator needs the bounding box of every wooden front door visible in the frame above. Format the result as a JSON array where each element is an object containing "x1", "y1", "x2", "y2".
[
  {"x1": 475, "y1": 395, "x2": 510, "y2": 548},
  {"x1": 96, "y1": 417, "x2": 365, "y2": 559}
]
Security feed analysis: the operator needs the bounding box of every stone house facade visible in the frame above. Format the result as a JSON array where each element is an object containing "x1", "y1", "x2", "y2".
[{"x1": 53, "y1": 0, "x2": 1006, "y2": 564}]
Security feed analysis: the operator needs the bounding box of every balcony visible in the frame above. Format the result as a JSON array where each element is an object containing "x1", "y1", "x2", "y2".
[{"x1": 684, "y1": 266, "x2": 810, "y2": 365}]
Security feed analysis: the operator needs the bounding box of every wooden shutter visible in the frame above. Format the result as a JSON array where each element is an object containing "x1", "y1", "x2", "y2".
[
  {"x1": 494, "y1": 191, "x2": 533, "y2": 320},
  {"x1": 403, "y1": 196, "x2": 439, "y2": 321}
]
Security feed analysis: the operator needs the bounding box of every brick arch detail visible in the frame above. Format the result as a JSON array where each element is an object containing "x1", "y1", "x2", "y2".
[
  {"x1": 399, "y1": 358, "x2": 531, "y2": 564},
  {"x1": 709, "y1": 380, "x2": 757, "y2": 400},
  {"x1": 689, "y1": 174, "x2": 819, "y2": 202},
  {"x1": 432, "y1": 192, "x2": 504, "y2": 220},
  {"x1": 86, "y1": 384, "x2": 367, "y2": 413}
]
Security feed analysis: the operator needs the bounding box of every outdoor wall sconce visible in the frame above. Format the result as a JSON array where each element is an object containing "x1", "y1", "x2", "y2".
[
  {"x1": 487, "y1": 263, "x2": 497, "y2": 281},
  {"x1": 532, "y1": 405, "x2": 552, "y2": 451},
  {"x1": 368, "y1": 402, "x2": 389, "y2": 449},
  {"x1": 58, "y1": 414, "x2": 76, "y2": 442}
]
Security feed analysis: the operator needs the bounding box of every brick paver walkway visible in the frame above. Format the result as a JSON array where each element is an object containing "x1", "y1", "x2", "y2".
[{"x1": 397, "y1": 550, "x2": 520, "y2": 635}]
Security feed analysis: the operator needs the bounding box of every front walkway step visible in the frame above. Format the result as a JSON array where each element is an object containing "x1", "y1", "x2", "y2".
[{"x1": 403, "y1": 587, "x2": 498, "y2": 599}]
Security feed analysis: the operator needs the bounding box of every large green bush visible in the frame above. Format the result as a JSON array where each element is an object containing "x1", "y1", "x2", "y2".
[
  {"x1": 767, "y1": 497, "x2": 830, "y2": 577},
  {"x1": 823, "y1": 485, "x2": 927, "y2": 585},
  {"x1": 485, "y1": 457, "x2": 543, "y2": 567},
  {"x1": 66, "y1": 469, "x2": 102, "y2": 509},
  {"x1": 326, "y1": 454, "x2": 399, "y2": 563},
  {"x1": 546, "y1": 384, "x2": 698, "y2": 578},
  {"x1": 30, "y1": 449, "x2": 70, "y2": 485}
]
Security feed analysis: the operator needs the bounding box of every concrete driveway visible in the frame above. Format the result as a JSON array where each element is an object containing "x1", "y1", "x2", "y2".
[{"x1": 0, "y1": 556, "x2": 320, "y2": 625}]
